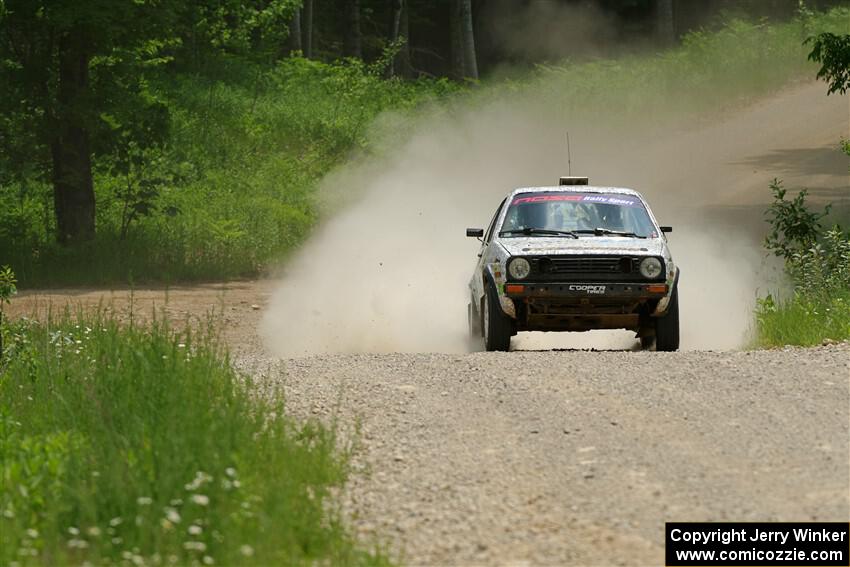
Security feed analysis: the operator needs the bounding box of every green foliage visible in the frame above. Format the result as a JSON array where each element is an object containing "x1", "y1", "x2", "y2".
[
  {"x1": 0, "y1": 314, "x2": 390, "y2": 566},
  {"x1": 763, "y1": 179, "x2": 831, "y2": 262},
  {"x1": 1, "y1": 57, "x2": 452, "y2": 285},
  {"x1": 0, "y1": 266, "x2": 15, "y2": 306},
  {"x1": 785, "y1": 227, "x2": 850, "y2": 298},
  {"x1": 806, "y1": 31, "x2": 850, "y2": 94},
  {"x1": 0, "y1": 265, "x2": 14, "y2": 357},
  {"x1": 755, "y1": 176, "x2": 850, "y2": 347}
]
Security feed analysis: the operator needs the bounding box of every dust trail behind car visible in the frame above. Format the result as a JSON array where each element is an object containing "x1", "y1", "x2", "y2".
[{"x1": 261, "y1": 82, "x2": 848, "y2": 356}]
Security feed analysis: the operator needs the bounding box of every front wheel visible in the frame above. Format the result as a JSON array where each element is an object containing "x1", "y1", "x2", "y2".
[
  {"x1": 655, "y1": 285, "x2": 680, "y2": 352},
  {"x1": 483, "y1": 284, "x2": 512, "y2": 352}
]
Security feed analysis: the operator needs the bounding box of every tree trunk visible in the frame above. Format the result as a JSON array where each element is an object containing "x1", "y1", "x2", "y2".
[
  {"x1": 287, "y1": 7, "x2": 302, "y2": 54},
  {"x1": 450, "y1": 0, "x2": 465, "y2": 80},
  {"x1": 343, "y1": 0, "x2": 362, "y2": 58},
  {"x1": 387, "y1": 0, "x2": 412, "y2": 77},
  {"x1": 52, "y1": 29, "x2": 95, "y2": 244},
  {"x1": 397, "y1": 0, "x2": 412, "y2": 77},
  {"x1": 450, "y1": 0, "x2": 477, "y2": 80},
  {"x1": 656, "y1": 0, "x2": 675, "y2": 44},
  {"x1": 459, "y1": 0, "x2": 478, "y2": 79},
  {"x1": 302, "y1": 0, "x2": 314, "y2": 58}
]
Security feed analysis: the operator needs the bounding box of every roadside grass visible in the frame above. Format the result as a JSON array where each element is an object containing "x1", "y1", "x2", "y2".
[
  {"x1": 754, "y1": 290, "x2": 850, "y2": 347},
  {"x1": 1, "y1": 7, "x2": 848, "y2": 287},
  {"x1": 0, "y1": 312, "x2": 389, "y2": 566}
]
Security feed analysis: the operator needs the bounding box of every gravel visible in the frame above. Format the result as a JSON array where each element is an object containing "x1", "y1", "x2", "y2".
[{"x1": 236, "y1": 344, "x2": 850, "y2": 566}]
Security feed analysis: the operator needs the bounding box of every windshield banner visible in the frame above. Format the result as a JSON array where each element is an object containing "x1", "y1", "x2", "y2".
[{"x1": 512, "y1": 193, "x2": 640, "y2": 207}]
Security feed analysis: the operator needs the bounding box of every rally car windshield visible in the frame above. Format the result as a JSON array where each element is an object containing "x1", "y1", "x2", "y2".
[{"x1": 499, "y1": 192, "x2": 657, "y2": 238}]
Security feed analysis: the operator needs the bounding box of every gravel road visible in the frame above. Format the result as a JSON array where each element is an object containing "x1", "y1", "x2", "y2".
[{"x1": 237, "y1": 345, "x2": 850, "y2": 566}]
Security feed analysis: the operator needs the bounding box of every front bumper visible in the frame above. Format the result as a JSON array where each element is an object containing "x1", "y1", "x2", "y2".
[
  {"x1": 501, "y1": 281, "x2": 669, "y2": 332},
  {"x1": 503, "y1": 282, "x2": 668, "y2": 299}
]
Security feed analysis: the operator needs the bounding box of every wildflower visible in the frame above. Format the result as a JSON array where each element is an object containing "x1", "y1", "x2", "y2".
[
  {"x1": 109, "y1": 516, "x2": 123, "y2": 527},
  {"x1": 202, "y1": 556, "x2": 214, "y2": 565},
  {"x1": 112, "y1": 537, "x2": 123, "y2": 545},
  {"x1": 87, "y1": 526, "x2": 101, "y2": 537},
  {"x1": 239, "y1": 545, "x2": 254, "y2": 557},
  {"x1": 178, "y1": 343, "x2": 186, "y2": 348},
  {"x1": 25, "y1": 529, "x2": 38, "y2": 539},
  {"x1": 188, "y1": 525, "x2": 203, "y2": 536},
  {"x1": 137, "y1": 496, "x2": 153, "y2": 506},
  {"x1": 67, "y1": 538, "x2": 89, "y2": 549},
  {"x1": 160, "y1": 519, "x2": 173, "y2": 531},
  {"x1": 191, "y1": 494, "x2": 209, "y2": 506},
  {"x1": 169, "y1": 498, "x2": 183, "y2": 506},
  {"x1": 68, "y1": 527, "x2": 80, "y2": 536},
  {"x1": 185, "y1": 471, "x2": 213, "y2": 491},
  {"x1": 165, "y1": 507, "x2": 181, "y2": 524},
  {"x1": 225, "y1": 467, "x2": 236, "y2": 478},
  {"x1": 183, "y1": 541, "x2": 207, "y2": 552}
]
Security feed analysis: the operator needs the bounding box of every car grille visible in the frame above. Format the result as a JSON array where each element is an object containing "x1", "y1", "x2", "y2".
[
  {"x1": 522, "y1": 255, "x2": 662, "y2": 282},
  {"x1": 548, "y1": 257, "x2": 632, "y2": 274}
]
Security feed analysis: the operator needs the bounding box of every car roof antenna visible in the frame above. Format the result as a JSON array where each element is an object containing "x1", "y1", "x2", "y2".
[{"x1": 566, "y1": 131, "x2": 572, "y2": 176}]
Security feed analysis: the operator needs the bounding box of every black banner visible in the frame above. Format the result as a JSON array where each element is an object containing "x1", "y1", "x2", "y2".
[{"x1": 666, "y1": 523, "x2": 849, "y2": 566}]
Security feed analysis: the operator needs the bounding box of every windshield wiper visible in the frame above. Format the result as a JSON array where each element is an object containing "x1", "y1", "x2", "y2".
[
  {"x1": 572, "y1": 228, "x2": 647, "y2": 238},
  {"x1": 499, "y1": 228, "x2": 579, "y2": 238}
]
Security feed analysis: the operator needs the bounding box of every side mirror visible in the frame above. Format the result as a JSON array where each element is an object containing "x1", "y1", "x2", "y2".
[
  {"x1": 660, "y1": 226, "x2": 673, "y2": 233},
  {"x1": 466, "y1": 228, "x2": 484, "y2": 238}
]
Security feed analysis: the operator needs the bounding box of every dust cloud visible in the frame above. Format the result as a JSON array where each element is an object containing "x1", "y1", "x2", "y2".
[
  {"x1": 478, "y1": 0, "x2": 621, "y2": 63},
  {"x1": 258, "y1": 67, "x2": 821, "y2": 356}
]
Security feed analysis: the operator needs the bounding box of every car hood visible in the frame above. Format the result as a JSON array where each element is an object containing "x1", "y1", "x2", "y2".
[{"x1": 497, "y1": 236, "x2": 666, "y2": 257}]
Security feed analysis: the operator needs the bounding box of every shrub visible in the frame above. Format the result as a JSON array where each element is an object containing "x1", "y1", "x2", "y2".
[{"x1": 755, "y1": 176, "x2": 850, "y2": 347}]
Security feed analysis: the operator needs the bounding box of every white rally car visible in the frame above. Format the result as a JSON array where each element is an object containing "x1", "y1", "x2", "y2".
[{"x1": 467, "y1": 177, "x2": 679, "y2": 352}]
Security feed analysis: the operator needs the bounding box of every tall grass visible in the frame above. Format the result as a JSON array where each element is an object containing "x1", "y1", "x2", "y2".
[
  {"x1": 0, "y1": 313, "x2": 389, "y2": 566},
  {"x1": 754, "y1": 291, "x2": 850, "y2": 347}
]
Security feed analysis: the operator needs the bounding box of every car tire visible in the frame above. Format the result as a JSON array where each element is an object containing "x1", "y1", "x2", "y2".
[
  {"x1": 468, "y1": 301, "x2": 482, "y2": 339},
  {"x1": 655, "y1": 284, "x2": 680, "y2": 352},
  {"x1": 483, "y1": 283, "x2": 512, "y2": 352}
]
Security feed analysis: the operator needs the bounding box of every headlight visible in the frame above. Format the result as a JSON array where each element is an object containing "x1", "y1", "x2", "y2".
[
  {"x1": 508, "y1": 257, "x2": 531, "y2": 280},
  {"x1": 639, "y1": 257, "x2": 663, "y2": 279}
]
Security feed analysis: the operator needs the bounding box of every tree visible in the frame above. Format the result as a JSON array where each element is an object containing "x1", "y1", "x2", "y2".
[
  {"x1": 459, "y1": 0, "x2": 477, "y2": 79},
  {"x1": 807, "y1": 32, "x2": 850, "y2": 95},
  {"x1": 343, "y1": 0, "x2": 363, "y2": 58},
  {"x1": 288, "y1": 6, "x2": 303, "y2": 54},
  {"x1": 387, "y1": 0, "x2": 412, "y2": 77},
  {"x1": 450, "y1": 0, "x2": 477, "y2": 80},
  {"x1": 303, "y1": 0, "x2": 314, "y2": 58},
  {"x1": 0, "y1": 0, "x2": 180, "y2": 243}
]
